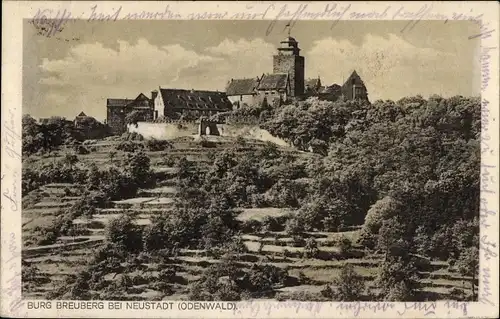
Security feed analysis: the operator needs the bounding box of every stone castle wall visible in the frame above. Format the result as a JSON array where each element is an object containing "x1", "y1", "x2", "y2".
[{"x1": 127, "y1": 120, "x2": 289, "y2": 146}]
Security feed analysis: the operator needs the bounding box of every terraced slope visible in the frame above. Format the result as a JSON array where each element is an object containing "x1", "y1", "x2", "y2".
[{"x1": 22, "y1": 136, "x2": 472, "y2": 301}]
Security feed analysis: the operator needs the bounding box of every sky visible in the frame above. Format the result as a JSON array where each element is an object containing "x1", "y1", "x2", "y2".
[{"x1": 23, "y1": 20, "x2": 480, "y2": 121}]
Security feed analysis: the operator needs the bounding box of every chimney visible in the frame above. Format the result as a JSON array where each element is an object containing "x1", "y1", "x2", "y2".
[{"x1": 151, "y1": 90, "x2": 158, "y2": 101}]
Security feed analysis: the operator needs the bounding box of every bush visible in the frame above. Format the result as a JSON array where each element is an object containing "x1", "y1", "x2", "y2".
[
  {"x1": 337, "y1": 235, "x2": 353, "y2": 256},
  {"x1": 285, "y1": 216, "x2": 305, "y2": 236},
  {"x1": 331, "y1": 263, "x2": 365, "y2": 301},
  {"x1": 261, "y1": 216, "x2": 284, "y2": 232},
  {"x1": 146, "y1": 138, "x2": 172, "y2": 151},
  {"x1": 304, "y1": 238, "x2": 320, "y2": 259},
  {"x1": 240, "y1": 219, "x2": 262, "y2": 233},
  {"x1": 121, "y1": 132, "x2": 144, "y2": 141},
  {"x1": 106, "y1": 216, "x2": 143, "y2": 253},
  {"x1": 199, "y1": 138, "x2": 216, "y2": 148},
  {"x1": 116, "y1": 141, "x2": 144, "y2": 152},
  {"x1": 158, "y1": 267, "x2": 176, "y2": 283},
  {"x1": 74, "y1": 145, "x2": 90, "y2": 155}
]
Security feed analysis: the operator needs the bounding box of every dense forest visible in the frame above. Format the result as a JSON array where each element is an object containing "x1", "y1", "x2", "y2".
[{"x1": 22, "y1": 95, "x2": 480, "y2": 301}]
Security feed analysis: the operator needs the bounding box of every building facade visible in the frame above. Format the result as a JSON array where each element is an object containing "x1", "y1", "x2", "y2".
[
  {"x1": 225, "y1": 36, "x2": 369, "y2": 105},
  {"x1": 272, "y1": 37, "x2": 305, "y2": 97},
  {"x1": 226, "y1": 78, "x2": 261, "y2": 109},
  {"x1": 106, "y1": 93, "x2": 154, "y2": 135},
  {"x1": 153, "y1": 87, "x2": 232, "y2": 121},
  {"x1": 256, "y1": 73, "x2": 290, "y2": 104}
]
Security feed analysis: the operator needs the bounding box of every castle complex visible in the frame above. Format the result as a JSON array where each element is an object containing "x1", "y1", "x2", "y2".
[{"x1": 106, "y1": 35, "x2": 369, "y2": 135}]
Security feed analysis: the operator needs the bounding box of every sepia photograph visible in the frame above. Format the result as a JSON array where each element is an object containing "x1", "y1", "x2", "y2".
[{"x1": 19, "y1": 16, "x2": 484, "y2": 305}]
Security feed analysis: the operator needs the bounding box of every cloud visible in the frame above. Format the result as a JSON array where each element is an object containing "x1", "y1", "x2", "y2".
[
  {"x1": 36, "y1": 33, "x2": 475, "y2": 120},
  {"x1": 305, "y1": 33, "x2": 462, "y2": 101},
  {"x1": 37, "y1": 37, "x2": 275, "y2": 119}
]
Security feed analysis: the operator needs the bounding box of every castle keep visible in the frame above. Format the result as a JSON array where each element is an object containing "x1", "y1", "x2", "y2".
[{"x1": 226, "y1": 35, "x2": 369, "y2": 109}]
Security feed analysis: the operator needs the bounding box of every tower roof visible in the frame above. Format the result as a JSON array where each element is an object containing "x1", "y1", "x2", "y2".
[{"x1": 281, "y1": 36, "x2": 297, "y2": 44}]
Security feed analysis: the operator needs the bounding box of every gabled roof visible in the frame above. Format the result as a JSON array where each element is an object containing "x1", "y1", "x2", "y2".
[
  {"x1": 342, "y1": 70, "x2": 366, "y2": 87},
  {"x1": 132, "y1": 93, "x2": 151, "y2": 102},
  {"x1": 76, "y1": 111, "x2": 87, "y2": 117},
  {"x1": 257, "y1": 73, "x2": 288, "y2": 90},
  {"x1": 107, "y1": 98, "x2": 134, "y2": 107},
  {"x1": 226, "y1": 78, "x2": 260, "y2": 95},
  {"x1": 159, "y1": 88, "x2": 232, "y2": 110}
]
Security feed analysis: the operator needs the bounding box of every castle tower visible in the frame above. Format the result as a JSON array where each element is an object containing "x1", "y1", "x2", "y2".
[{"x1": 273, "y1": 36, "x2": 305, "y2": 97}]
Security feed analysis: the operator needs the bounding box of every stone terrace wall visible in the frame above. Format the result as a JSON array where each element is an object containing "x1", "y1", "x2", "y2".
[
  {"x1": 217, "y1": 124, "x2": 290, "y2": 147},
  {"x1": 128, "y1": 120, "x2": 289, "y2": 147},
  {"x1": 127, "y1": 122, "x2": 198, "y2": 140}
]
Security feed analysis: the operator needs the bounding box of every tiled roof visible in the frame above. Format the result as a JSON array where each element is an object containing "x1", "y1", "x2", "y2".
[
  {"x1": 159, "y1": 88, "x2": 232, "y2": 111},
  {"x1": 257, "y1": 73, "x2": 288, "y2": 90},
  {"x1": 107, "y1": 98, "x2": 134, "y2": 107},
  {"x1": 226, "y1": 78, "x2": 259, "y2": 95},
  {"x1": 343, "y1": 70, "x2": 366, "y2": 87}
]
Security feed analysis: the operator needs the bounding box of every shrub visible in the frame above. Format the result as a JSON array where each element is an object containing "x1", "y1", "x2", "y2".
[
  {"x1": 74, "y1": 145, "x2": 90, "y2": 155},
  {"x1": 304, "y1": 238, "x2": 320, "y2": 259},
  {"x1": 199, "y1": 138, "x2": 216, "y2": 148},
  {"x1": 331, "y1": 263, "x2": 365, "y2": 301},
  {"x1": 285, "y1": 216, "x2": 305, "y2": 236},
  {"x1": 261, "y1": 216, "x2": 284, "y2": 232},
  {"x1": 146, "y1": 138, "x2": 172, "y2": 151},
  {"x1": 158, "y1": 267, "x2": 176, "y2": 283},
  {"x1": 449, "y1": 287, "x2": 467, "y2": 301},
  {"x1": 337, "y1": 235, "x2": 353, "y2": 256},
  {"x1": 298, "y1": 271, "x2": 309, "y2": 284},
  {"x1": 240, "y1": 219, "x2": 262, "y2": 233},
  {"x1": 149, "y1": 282, "x2": 173, "y2": 295},
  {"x1": 106, "y1": 215, "x2": 143, "y2": 253},
  {"x1": 116, "y1": 141, "x2": 144, "y2": 152},
  {"x1": 121, "y1": 132, "x2": 144, "y2": 141},
  {"x1": 320, "y1": 285, "x2": 334, "y2": 299}
]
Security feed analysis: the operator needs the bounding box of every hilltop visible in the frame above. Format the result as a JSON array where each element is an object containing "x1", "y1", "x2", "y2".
[{"x1": 22, "y1": 95, "x2": 480, "y2": 302}]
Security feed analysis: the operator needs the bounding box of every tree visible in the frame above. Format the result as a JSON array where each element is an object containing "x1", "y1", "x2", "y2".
[
  {"x1": 125, "y1": 110, "x2": 143, "y2": 125},
  {"x1": 63, "y1": 153, "x2": 79, "y2": 168},
  {"x1": 455, "y1": 246, "x2": 479, "y2": 300},
  {"x1": 337, "y1": 235, "x2": 352, "y2": 256},
  {"x1": 106, "y1": 215, "x2": 143, "y2": 253},
  {"x1": 304, "y1": 238, "x2": 319, "y2": 259},
  {"x1": 125, "y1": 150, "x2": 153, "y2": 188},
  {"x1": 363, "y1": 196, "x2": 401, "y2": 234},
  {"x1": 331, "y1": 263, "x2": 365, "y2": 301},
  {"x1": 109, "y1": 150, "x2": 117, "y2": 165},
  {"x1": 376, "y1": 218, "x2": 408, "y2": 259},
  {"x1": 376, "y1": 257, "x2": 420, "y2": 301}
]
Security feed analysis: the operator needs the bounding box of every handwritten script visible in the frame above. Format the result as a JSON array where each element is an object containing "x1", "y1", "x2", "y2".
[{"x1": 28, "y1": 3, "x2": 496, "y2": 40}]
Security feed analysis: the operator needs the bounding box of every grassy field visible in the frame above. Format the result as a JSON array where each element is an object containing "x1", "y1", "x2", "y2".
[{"x1": 21, "y1": 136, "x2": 472, "y2": 301}]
